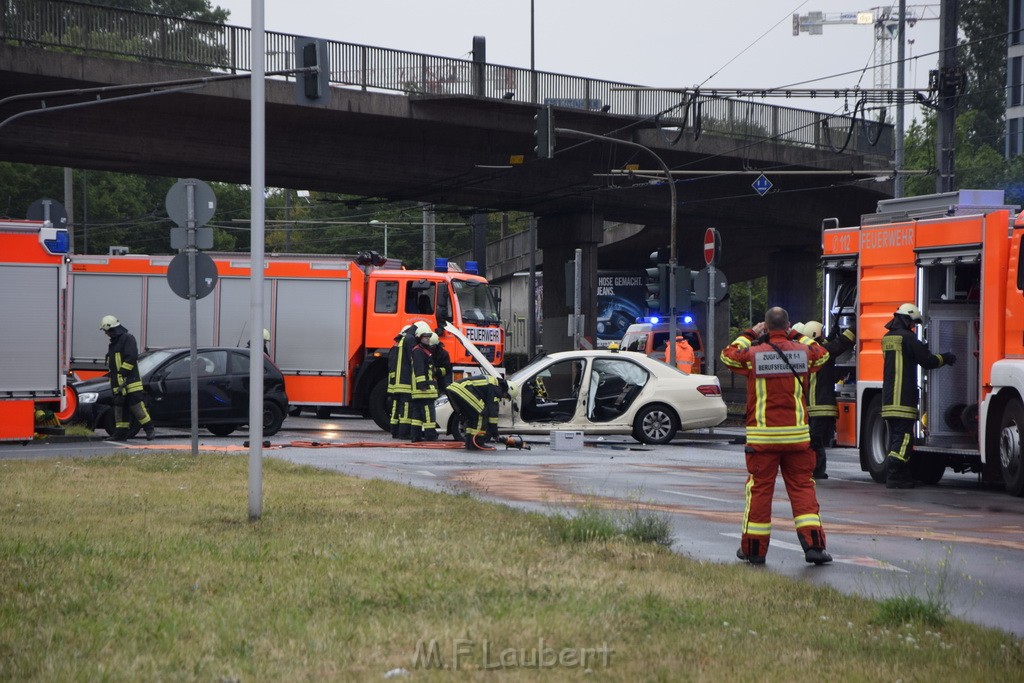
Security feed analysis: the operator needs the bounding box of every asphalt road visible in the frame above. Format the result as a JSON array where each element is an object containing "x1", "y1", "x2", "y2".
[{"x1": 4, "y1": 415, "x2": 1023, "y2": 638}]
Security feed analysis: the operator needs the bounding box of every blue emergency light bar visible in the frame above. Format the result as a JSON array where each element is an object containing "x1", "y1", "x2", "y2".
[
  {"x1": 434, "y1": 257, "x2": 449, "y2": 273},
  {"x1": 636, "y1": 313, "x2": 694, "y2": 326},
  {"x1": 464, "y1": 261, "x2": 479, "y2": 275}
]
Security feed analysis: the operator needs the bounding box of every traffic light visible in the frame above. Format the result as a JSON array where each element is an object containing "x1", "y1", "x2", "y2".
[
  {"x1": 295, "y1": 37, "x2": 330, "y2": 106},
  {"x1": 646, "y1": 249, "x2": 670, "y2": 315},
  {"x1": 534, "y1": 105, "x2": 554, "y2": 158},
  {"x1": 673, "y1": 266, "x2": 694, "y2": 310}
]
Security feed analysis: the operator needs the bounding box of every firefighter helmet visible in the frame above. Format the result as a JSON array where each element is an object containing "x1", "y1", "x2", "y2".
[
  {"x1": 428, "y1": 333, "x2": 439, "y2": 347},
  {"x1": 895, "y1": 303, "x2": 923, "y2": 323},
  {"x1": 99, "y1": 315, "x2": 119, "y2": 331},
  {"x1": 413, "y1": 320, "x2": 433, "y2": 337},
  {"x1": 802, "y1": 321, "x2": 823, "y2": 340},
  {"x1": 263, "y1": 328, "x2": 271, "y2": 342},
  {"x1": 791, "y1": 322, "x2": 805, "y2": 336}
]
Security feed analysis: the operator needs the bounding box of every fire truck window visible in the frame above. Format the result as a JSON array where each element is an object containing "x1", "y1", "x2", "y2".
[
  {"x1": 405, "y1": 282, "x2": 434, "y2": 314},
  {"x1": 374, "y1": 281, "x2": 399, "y2": 314}
]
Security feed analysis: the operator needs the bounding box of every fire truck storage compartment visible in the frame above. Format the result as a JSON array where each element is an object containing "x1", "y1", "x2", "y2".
[
  {"x1": 916, "y1": 248, "x2": 980, "y2": 447},
  {"x1": 0, "y1": 263, "x2": 62, "y2": 397}
]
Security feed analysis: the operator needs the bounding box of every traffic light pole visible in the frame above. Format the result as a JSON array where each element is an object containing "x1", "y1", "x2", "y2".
[{"x1": 554, "y1": 128, "x2": 678, "y2": 365}]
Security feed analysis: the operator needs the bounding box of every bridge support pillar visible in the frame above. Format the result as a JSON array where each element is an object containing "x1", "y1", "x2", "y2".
[
  {"x1": 538, "y1": 211, "x2": 603, "y2": 352},
  {"x1": 766, "y1": 248, "x2": 819, "y2": 324}
]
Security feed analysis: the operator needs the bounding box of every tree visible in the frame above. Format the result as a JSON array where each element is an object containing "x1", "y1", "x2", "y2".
[{"x1": 959, "y1": 0, "x2": 1007, "y2": 155}]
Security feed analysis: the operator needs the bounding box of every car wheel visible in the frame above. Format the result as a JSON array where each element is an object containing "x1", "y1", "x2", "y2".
[
  {"x1": 633, "y1": 403, "x2": 678, "y2": 445},
  {"x1": 368, "y1": 379, "x2": 390, "y2": 432},
  {"x1": 288, "y1": 405, "x2": 303, "y2": 417},
  {"x1": 997, "y1": 397, "x2": 1024, "y2": 496},
  {"x1": 860, "y1": 394, "x2": 889, "y2": 483},
  {"x1": 207, "y1": 424, "x2": 237, "y2": 437},
  {"x1": 447, "y1": 413, "x2": 467, "y2": 442},
  {"x1": 263, "y1": 401, "x2": 285, "y2": 436}
]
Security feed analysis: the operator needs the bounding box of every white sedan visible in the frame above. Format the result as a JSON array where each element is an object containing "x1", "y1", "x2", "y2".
[{"x1": 434, "y1": 345, "x2": 727, "y2": 445}]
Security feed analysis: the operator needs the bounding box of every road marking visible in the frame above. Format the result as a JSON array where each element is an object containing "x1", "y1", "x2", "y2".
[
  {"x1": 721, "y1": 533, "x2": 907, "y2": 572},
  {"x1": 660, "y1": 489, "x2": 732, "y2": 503},
  {"x1": 415, "y1": 470, "x2": 437, "y2": 478}
]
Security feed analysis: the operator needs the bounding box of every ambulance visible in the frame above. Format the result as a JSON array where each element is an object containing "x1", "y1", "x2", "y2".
[{"x1": 821, "y1": 190, "x2": 1024, "y2": 495}]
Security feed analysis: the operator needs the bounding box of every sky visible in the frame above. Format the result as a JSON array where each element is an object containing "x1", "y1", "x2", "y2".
[{"x1": 212, "y1": 0, "x2": 942, "y2": 118}]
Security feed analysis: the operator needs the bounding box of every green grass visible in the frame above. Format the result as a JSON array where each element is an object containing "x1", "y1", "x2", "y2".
[{"x1": 0, "y1": 454, "x2": 1020, "y2": 681}]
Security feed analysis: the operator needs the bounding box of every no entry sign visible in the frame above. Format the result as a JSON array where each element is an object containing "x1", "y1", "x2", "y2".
[{"x1": 704, "y1": 227, "x2": 721, "y2": 267}]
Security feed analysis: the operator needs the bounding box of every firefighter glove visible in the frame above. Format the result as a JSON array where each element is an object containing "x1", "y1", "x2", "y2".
[{"x1": 942, "y1": 352, "x2": 957, "y2": 366}]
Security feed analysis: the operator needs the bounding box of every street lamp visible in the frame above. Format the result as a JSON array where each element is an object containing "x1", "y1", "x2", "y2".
[{"x1": 369, "y1": 219, "x2": 388, "y2": 257}]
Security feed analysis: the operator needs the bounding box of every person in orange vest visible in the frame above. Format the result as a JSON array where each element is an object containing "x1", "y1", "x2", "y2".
[{"x1": 664, "y1": 334, "x2": 695, "y2": 374}]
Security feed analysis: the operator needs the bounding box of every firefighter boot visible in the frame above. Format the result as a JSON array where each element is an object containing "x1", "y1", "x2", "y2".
[
  {"x1": 804, "y1": 548, "x2": 833, "y2": 565},
  {"x1": 885, "y1": 457, "x2": 915, "y2": 489},
  {"x1": 735, "y1": 548, "x2": 766, "y2": 565},
  {"x1": 144, "y1": 424, "x2": 156, "y2": 441},
  {"x1": 465, "y1": 433, "x2": 480, "y2": 451}
]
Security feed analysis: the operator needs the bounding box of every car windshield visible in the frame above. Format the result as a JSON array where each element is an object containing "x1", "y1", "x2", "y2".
[
  {"x1": 451, "y1": 279, "x2": 499, "y2": 324},
  {"x1": 137, "y1": 349, "x2": 178, "y2": 377}
]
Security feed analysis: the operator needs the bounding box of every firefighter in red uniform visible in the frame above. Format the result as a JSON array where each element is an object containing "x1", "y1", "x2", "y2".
[{"x1": 720, "y1": 307, "x2": 832, "y2": 565}]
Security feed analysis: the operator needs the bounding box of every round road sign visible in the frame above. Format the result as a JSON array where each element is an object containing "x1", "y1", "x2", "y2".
[
  {"x1": 703, "y1": 227, "x2": 721, "y2": 267},
  {"x1": 166, "y1": 178, "x2": 216, "y2": 228},
  {"x1": 167, "y1": 251, "x2": 218, "y2": 300}
]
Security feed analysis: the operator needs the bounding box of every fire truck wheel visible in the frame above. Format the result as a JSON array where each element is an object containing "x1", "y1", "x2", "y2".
[
  {"x1": 368, "y1": 380, "x2": 390, "y2": 432},
  {"x1": 315, "y1": 406, "x2": 333, "y2": 419},
  {"x1": 633, "y1": 403, "x2": 678, "y2": 445},
  {"x1": 263, "y1": 401, "x2": 285, "y2": 436},
  {"x1": 997, "y1": 397, "x2": 1024, "y2": 497},
  {"x1": 860, "y1": 394, "x2": 889, "y2": 484}
]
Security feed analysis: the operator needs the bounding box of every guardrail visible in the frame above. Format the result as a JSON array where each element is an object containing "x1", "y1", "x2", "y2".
[{"x1": 0, "y1": 0, "x2": 892, "y2": 157}]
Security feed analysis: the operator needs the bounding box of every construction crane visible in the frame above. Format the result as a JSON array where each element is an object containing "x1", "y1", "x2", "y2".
[{"x1": 793, "y1": 6, "x2": 940, "y2": 91}]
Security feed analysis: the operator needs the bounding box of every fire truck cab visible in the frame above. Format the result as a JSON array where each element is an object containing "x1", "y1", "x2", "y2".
[{"x1": 822, "y1": 190, "x2": 1024, "y2": 495}]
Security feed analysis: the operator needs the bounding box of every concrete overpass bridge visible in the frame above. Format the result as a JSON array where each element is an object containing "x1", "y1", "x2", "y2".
[{"x1": 0, "y1": 0, "x2": 895, "y2": 350}]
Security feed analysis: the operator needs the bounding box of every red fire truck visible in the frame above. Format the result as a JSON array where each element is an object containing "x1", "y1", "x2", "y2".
[
  {"x1": 65, "y1": 253, "x2": 503, "y2": 430},
  {"x1": 821, "y1": 190, "x2": 1024, "y2": 495},
  {"x1": 0, "y1": 219, "x2": 71, "y2": 441}
]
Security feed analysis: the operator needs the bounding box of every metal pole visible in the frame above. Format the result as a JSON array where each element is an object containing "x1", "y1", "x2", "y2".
[
  {"x1": 284, "y1": 188, "x2": 292, "y2": 252},
  {"x1": 573, "y1": 248, "x2": 582, "y2": 350},
  {"x1": 186, "y1": 181, "x2": 199, "y2": 456},
  {"x1": 707, "y1": 264, "x2": 716, "y2": 377},
  {"x1": 421, "y1": 202, "x2": 435, "y2": 268},
  {"x1": 63, "y1": 168, "x2": 74, "y2": 253},
  {"x1": 528, "y1": 215, "x2": 537, "y2": 354},
  {"x1": 894, "y1": 0, "x2": 906, "y2": 198},
  {"x1": 248, "y1": 0, "x2": 266, "y2": 521},
  {"x1": 935, "y1": 0, "x2": 958, "y2": 193}
]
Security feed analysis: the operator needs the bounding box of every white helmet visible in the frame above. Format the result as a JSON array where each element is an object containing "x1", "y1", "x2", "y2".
[
  {"x1": 895, "y1": 303, "x2": 923, "y2": 323},
  {"x1": 413, "y1": 321, "x2": 433, "y2": 337},
  {"x1": 791, "y1": 322, "x2": 805, "y2": 336},
  {"x1": 428, "y1": 333, "x2": 439, "y2": 347},
  {"x1": 99, "y1": 315, "x2": 119, "y2": 331},
  {"x1": 802, "y1": 321, "x2": 823, "y2": 340},
  {"x1": 263, "y1": 328, "x2": 271, "y2": 342}
]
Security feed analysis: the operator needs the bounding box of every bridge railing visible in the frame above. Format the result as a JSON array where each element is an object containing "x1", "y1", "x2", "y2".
[{"x1": 0, "y1": 0, "x2": 892, "y2": 158}]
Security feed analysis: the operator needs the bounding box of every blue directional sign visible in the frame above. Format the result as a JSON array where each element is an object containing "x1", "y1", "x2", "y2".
[{"x1": 752, "y1": 174, "x2": 773, "y2": 196}]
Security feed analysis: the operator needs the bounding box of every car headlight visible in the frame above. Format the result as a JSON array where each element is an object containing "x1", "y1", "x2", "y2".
[
  {"x1": 78, "y1": 392, "x2": 99, "y2": 404},
  {"x1": 434, "y1": 395, "x2": 450, "y2": 408}
]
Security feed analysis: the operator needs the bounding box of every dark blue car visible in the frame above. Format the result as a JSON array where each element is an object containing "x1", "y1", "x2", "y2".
[{"x1": 71, "y1": 347, "x2": 289, "y2": 437}]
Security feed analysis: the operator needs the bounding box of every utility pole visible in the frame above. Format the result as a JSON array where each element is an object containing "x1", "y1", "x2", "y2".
[
  {"x1": 895, "y1": 0, "x2": 907, "y2": 198},
  {"x1": 935, "y1": 0, "x2": 959, "y2": 193}
]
